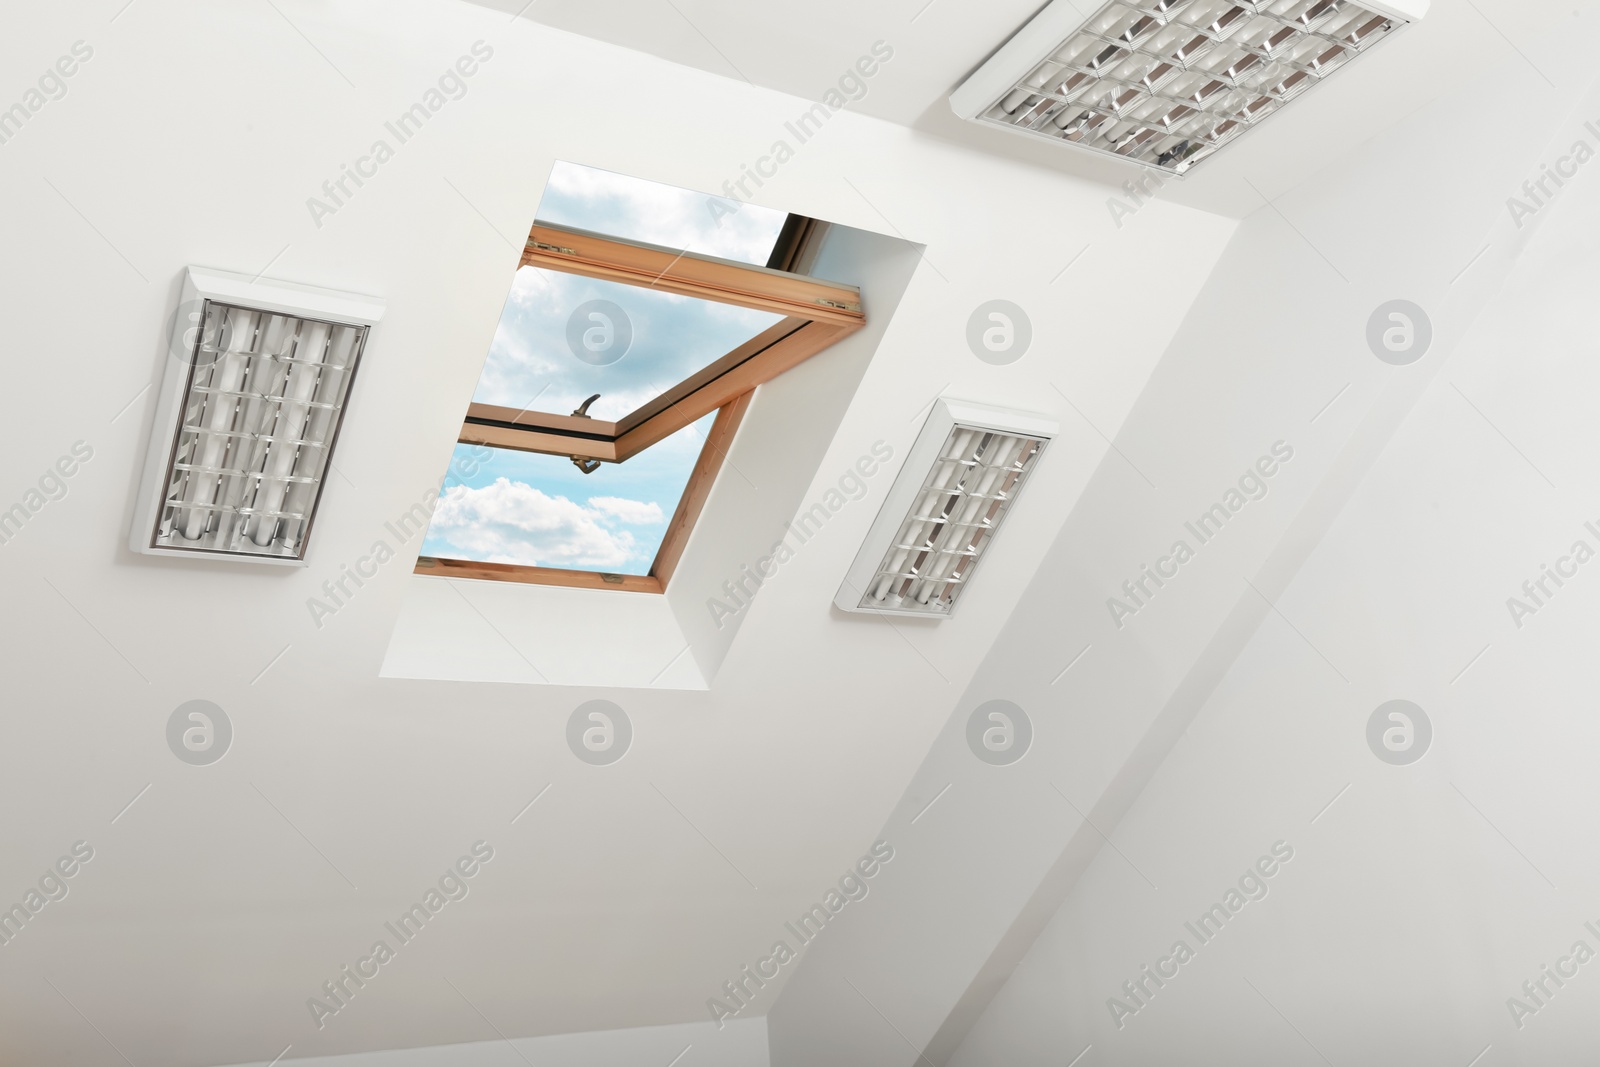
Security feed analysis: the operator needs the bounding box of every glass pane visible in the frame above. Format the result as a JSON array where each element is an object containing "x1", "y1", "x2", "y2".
[
  {"x1": 471, "y1": 266, "x2": 784, "y2": 422},
  {"x1": 538, "y1": 161, "x2": 789, "y2": 266},
  {"x1": 421, "y1": 416, "x2": 713, "y2": 576}
]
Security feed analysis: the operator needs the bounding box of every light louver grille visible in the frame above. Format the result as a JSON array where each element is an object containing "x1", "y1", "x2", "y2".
[
  {"x1": 957, "y1": 0, "x2": 1410, "y2": 173},
  {"x1": 155, "y1": 302, "x2": 366, "y2": 559},
  {"x1": 861, "y1": 428, "x2": 1046, "y2": 614},
  {"x1": 837, "y1": 401, "x2": 1055, "y2": 619}
]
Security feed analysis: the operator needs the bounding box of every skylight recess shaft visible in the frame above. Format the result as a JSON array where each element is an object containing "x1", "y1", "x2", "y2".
[{"x1": 952, "y1": 0, "x2": 1416, "y2": 173}]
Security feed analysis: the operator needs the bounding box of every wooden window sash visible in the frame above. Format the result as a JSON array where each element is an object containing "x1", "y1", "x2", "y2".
[
  {"x1": 523, "y1": 223, "x2": 863, "y2": 324},
  {"x1": 462, "y1": 317, "x2": 856, "y2": 463},
  {"x1": 414, "y1": 558, "x2": 665, "y2": 594},
  {"x1": 462, "y1": 224, "x2": 864, "y2": 464},
  {"x1": 650, "y1": 391, "x2": 751, "y2": 589}
]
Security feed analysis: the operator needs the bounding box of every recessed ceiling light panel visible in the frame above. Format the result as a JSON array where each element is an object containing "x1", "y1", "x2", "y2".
[
  {"x1": 836, "y1": 400, "x2": 1055, "y2": 619},
  {"x1": 130, "y1": 267, "x2": 384, "y2": 565},
  {"x1": 951, "y1": 0, "x2": 1426, "y2": 174}
]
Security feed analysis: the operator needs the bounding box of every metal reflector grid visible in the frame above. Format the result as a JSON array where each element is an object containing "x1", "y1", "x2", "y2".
[
  {"x1": 858, "y1": 426, "x2": 1047, "y2": 616},
  {"x1": 978, "y1": 0, "x2": 1404, "y2": 173},
  {"x1": 154, "y1": 301, "x2": 366, "y2": 559}
]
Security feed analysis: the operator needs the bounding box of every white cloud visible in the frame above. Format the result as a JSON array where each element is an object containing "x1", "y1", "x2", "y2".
[
  {"x1": 427, "y1": 479, "x2": 641, "y2": 569},
  {"x1": 588, "y1": 496, "x2": 665, "y2": 525}
]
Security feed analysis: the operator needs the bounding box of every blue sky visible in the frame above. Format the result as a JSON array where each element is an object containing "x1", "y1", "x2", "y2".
[{"x1": 423, "y1": 162, "x2": 779, "y2": 574}]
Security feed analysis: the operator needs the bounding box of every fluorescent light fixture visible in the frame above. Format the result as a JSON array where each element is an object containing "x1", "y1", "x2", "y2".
[
  {"x1": 951, "y1": 0, "x2": 1426, "y2": 174},
  {"x1": 130, "y1": 267, "x2": 384, "y2": 565},
  {"x1": 836, "y1": 400, "x2": 1055, "y2": 618}
]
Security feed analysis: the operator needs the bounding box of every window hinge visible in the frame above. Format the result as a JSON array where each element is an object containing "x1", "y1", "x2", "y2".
[
  {"x1": 529, "y1": 240, "x2": 578, "y2": 256},
  {"x1": 817, "y1": 298, "x2": 862, "y2": 313}
]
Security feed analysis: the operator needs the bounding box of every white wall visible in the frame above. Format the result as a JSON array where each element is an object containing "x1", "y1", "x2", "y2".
[
  {"x1": 766, "y1": 13, "x2": 1600, "y2": 1066},
  {"x1": 218, "y1": 1019, "x2": 768, "y2": 1067},
  {"x1": 948, "y1": 82, "x2": 1600, "y2": 1061}
]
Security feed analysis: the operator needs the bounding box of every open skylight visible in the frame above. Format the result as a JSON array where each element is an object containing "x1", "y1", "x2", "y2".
[{"x1": 417, "y1": 162, "x2": 865, "y2": 592}]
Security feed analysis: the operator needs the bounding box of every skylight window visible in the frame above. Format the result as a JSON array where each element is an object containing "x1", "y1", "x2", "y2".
[
  {"x1": 417, "y1": 163, "x2": 866, "y2": 592},
  {"x1": 421, "y1": 420, "x2": 710, "y2": 578}
]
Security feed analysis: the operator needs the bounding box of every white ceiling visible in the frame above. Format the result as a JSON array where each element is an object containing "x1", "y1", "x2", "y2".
[
  {"x1": 942, "y1": 86, "x2": 1600, "y2": 1061},
  {"x1": 0, "y1": 2, "x2": 1224, "y2": 1063},
  {"x1": 749, "y1": 6, "x2": 1600, "y2": 1064},
  {"x1": 2, "y1": 1, "x2": 1597, "y2": 1066},
  {"x1": 476, "y1": 0, "x2": 1579, "y2": 214}
]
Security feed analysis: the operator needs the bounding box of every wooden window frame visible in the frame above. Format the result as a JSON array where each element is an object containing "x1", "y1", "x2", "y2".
[{"x1": 416, "y1": 220, "x2": 867, "y2": 593}]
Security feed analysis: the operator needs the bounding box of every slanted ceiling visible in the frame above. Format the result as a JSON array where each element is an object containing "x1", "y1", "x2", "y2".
[
  {"x1": 0, "y1": 1, "x2": 1229, "y2": 1064},
  {"x1": 7, "y1": 0, "x2": 1579, "y2": 1064}
]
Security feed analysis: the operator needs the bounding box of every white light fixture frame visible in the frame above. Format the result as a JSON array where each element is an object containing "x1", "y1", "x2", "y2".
[
  {"x1": 130, "y1": 267, "x2": 385, "y2": 566},
  {"x1": 950, "y1": 0, "x2": 1429, "y2": 174},
  {"x1": 836, "y1": 400, "x2": 1056, "y2": 619}
]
